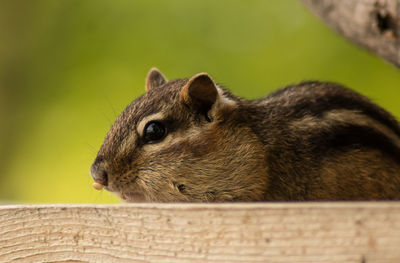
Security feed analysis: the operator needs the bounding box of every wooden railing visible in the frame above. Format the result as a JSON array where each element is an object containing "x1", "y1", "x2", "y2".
[{"x1": 1, "y1": 203, "x2": 400, "y2": 262}]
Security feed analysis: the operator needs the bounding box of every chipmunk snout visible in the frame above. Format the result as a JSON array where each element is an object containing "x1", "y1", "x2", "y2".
[{"x1": 90, "y1": 158, "x2": 109, "y2": 187}]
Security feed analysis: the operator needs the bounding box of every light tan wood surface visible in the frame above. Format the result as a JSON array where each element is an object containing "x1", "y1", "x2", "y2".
[{"x1": 1, "y1": 203, "x2": 400, "y2": 262}]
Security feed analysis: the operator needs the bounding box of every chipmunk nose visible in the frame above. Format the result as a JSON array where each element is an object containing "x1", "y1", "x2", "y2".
[{"x1": 90, "y1": 158, "x2": 109, "y2": 187}]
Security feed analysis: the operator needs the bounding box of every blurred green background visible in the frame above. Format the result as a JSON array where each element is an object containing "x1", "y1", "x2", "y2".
[{"x1": 0, "y1": 0, "x2": 399, "y2": 204}]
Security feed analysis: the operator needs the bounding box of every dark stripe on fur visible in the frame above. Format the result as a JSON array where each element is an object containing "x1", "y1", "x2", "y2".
[
  {"x1": 268, "y1": 82, "x2": 400, "y2": 138},
  {"x1": 311, "y1": 124, "x2": 400, "y2": 162}
]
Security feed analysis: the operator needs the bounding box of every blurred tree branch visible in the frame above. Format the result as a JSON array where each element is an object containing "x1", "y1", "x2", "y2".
[{"x1": 300, "y1": 0, "x2": 400, "y2": 68}]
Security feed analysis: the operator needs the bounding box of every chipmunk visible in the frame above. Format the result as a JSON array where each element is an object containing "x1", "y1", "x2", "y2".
[{"x1": 90, "y1": 68, "x2": 400, "y2": 202}]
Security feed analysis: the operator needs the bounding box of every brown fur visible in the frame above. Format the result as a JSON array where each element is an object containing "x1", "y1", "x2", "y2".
[{"x1": 90, "y1": 68, "x2": 400, "y2": 202}]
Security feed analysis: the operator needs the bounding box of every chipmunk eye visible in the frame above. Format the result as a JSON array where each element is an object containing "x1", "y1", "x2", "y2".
[{"x1": 143, "y1": 121, "x2": 166, "y2": 144}]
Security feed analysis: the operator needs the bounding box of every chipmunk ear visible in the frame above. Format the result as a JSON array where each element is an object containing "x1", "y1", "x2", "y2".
[
  {"x1": 180, "y1": 73, "x2": 218, "y2": 118},
  {"x1": 145, "y1": 68, "x2": 167, "y2": 91}
]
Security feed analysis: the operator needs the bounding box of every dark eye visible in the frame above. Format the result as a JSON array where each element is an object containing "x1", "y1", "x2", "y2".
[{"x1": 143, "y1": 121, "x2": 167, "y2": 144}]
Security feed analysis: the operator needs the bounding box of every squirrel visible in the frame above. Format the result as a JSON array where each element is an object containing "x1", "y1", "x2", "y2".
[{"x1": 90, "y1": 68, "x2": 400, "y2": 202}]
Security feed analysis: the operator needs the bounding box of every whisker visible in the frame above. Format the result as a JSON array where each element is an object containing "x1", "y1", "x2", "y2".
[
  {"x1": 86, "y1": 143, "x2": 97, "y2": 153},
  {"x1": 105, "y1": 96, "x2": 118, "y2": 119}
]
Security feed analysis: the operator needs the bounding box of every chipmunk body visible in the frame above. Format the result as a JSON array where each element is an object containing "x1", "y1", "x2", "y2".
[{"x1": 90, "y1": 68, "x2": 400, "y2": 202}]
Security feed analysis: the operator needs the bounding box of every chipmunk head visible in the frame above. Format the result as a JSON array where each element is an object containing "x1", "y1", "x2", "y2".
[{"x1": 90, "y1": 68, "x2": 268, "y2": 202}]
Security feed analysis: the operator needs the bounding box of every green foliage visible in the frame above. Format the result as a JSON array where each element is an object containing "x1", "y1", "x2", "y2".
[{"x1": 0, "y1": 0, "x2": 399, "y2": 203}]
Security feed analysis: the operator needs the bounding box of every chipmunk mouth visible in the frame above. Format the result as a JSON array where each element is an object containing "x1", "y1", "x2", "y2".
[
  {"x1": 93, "y1": 183, "x2": 145, "y2": 202},
  {"x1": 118, "y1": 192, "x2": 146, "y2": 202},
  {"x1": 92, "y1": 181, "x2": 117, "y2": 194},
  {"x1": 91, "y1": 170, "x2": 144, "y2": 202}
]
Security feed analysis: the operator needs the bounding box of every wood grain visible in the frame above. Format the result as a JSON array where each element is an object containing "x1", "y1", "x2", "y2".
[
  {"x1": 300, "y1": 0, "x2": 400, "y2": 68},
  {"x1": 1, "y1": 203, "x2": 400, "y2": 262}
]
